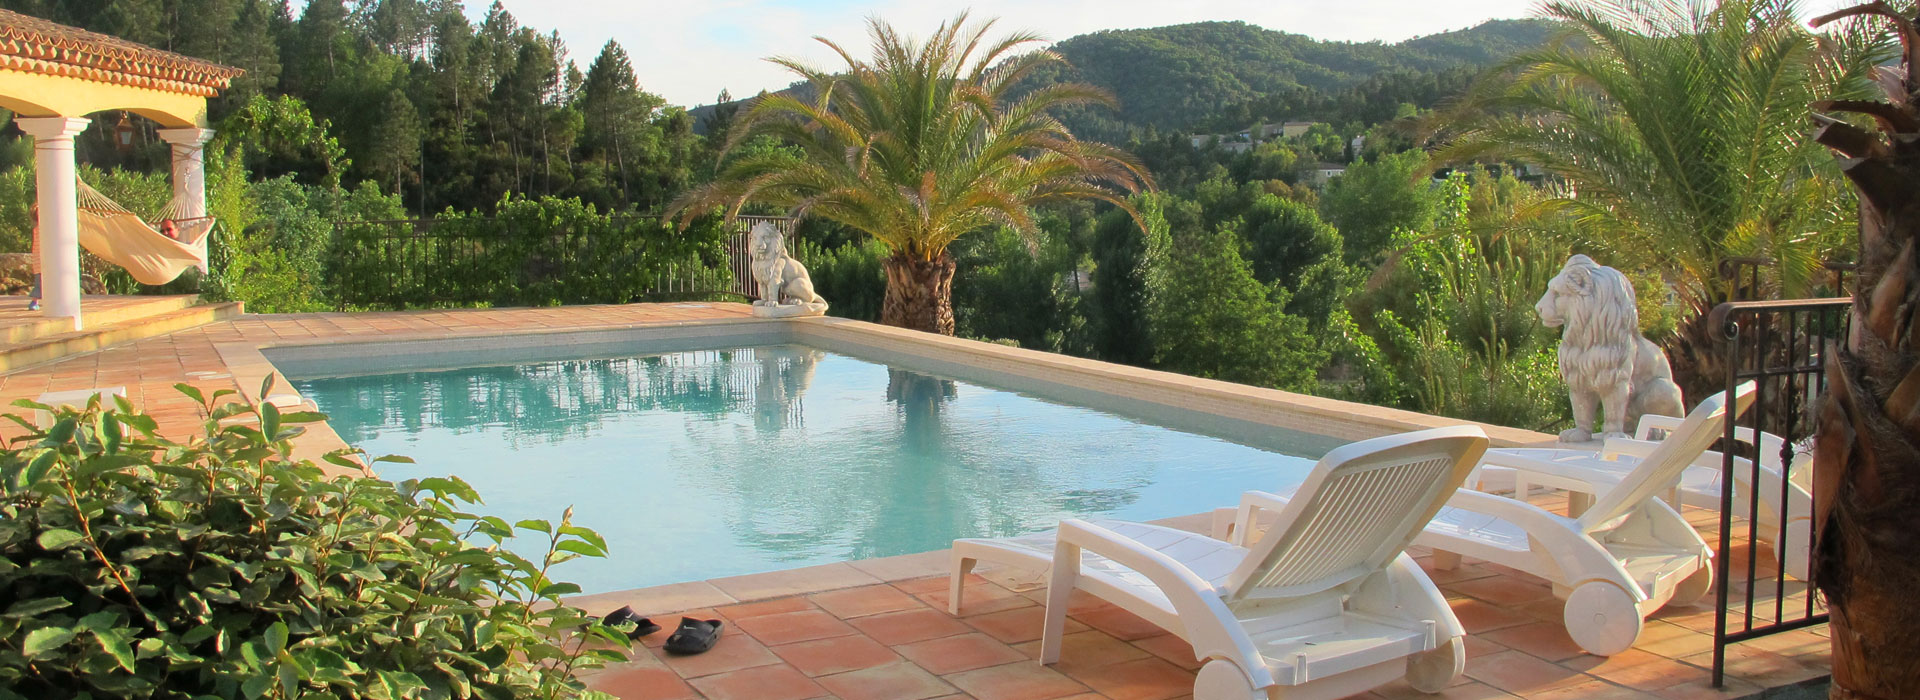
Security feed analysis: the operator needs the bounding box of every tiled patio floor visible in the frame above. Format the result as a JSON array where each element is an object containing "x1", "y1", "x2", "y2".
[
  {"x1": 0, "y1": 300, "x2": 1830, "y2": 699},
  {"x1": 579, "y1": 493, "x2": 1829, "y2": 700}
]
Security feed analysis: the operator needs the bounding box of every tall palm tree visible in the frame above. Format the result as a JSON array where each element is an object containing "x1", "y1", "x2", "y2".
[
  {"x1": 1806, "y1": 5, "x2": 1920, "y2": 698},
  {"x1": 668, "y1": 14, "x2": 1152, "y2": 334},
  {"x1": 1435, "y1": 0, "x2": 1884, "y2": 397}
]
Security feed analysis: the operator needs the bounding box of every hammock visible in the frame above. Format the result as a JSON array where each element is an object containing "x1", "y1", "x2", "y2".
[{"x1": 73, "y1": 179, "x2": 215, "y2": 286}]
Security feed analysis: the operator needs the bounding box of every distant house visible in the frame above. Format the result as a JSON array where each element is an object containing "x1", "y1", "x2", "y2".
[
  {"x1": 1310, "y1": 162, "x2": 1347, "y2": 185},
  {"x1": 1247, "y1": 121, "x2": 1320, "y2": 141},
  {"x1": 1281, "y1": 121, "x2": 1321, "y2": 139},
  {"x1": 1189, "y1": 135, "x2": 1214, "y2": 149},
  {"x1": 1220, "y1": 141, "x2": 1254, "y2": 154}
]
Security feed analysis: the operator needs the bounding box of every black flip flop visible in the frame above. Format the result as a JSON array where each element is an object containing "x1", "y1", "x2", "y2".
[
  {"x1": 663, "y1": 617, "x2": 723, "y2": 655},
  {"x1": 598, "y1": 606, "x2": 661, "y2": 639}
]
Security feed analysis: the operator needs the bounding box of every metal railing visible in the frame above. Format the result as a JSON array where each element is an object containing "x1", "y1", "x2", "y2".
[
  {"x1": 1705, "y1": 296, "x2": 1846, "y2": 686},
  {"x1": 328, "y1": 215, "x2": 793, "y2": 309}
]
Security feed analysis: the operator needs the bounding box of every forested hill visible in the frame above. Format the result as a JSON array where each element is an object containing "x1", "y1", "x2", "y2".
[
  {"x1": 1038, "y1": 19, "x2": 1556, "y2": 131},
  {"x1": 698, "y1": 18, "x2": 1557, "y2": 140}
]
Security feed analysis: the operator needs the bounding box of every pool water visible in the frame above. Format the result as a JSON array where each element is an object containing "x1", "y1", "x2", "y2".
[{"x1": 294, "y1": 344, "x2": 1323, "y2": 593}]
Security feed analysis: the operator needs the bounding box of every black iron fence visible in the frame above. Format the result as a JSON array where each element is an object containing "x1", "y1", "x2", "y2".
[
  {"x1": 328, "y1": 214, "x2": 793, "y2": 310},
  {"x1": 1705, "y1": 296, "x2": 1847, "y2": 686}
]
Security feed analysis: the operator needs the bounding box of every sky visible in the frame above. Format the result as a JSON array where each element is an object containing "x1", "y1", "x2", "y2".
[{"x1": 471, "y1": 0, "x2": 1545, "y2": 107}]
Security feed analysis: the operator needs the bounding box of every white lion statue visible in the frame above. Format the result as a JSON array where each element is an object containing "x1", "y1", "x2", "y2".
[
  {"x1": 1537, "y1": 254, "x2": 1685, "y2": 443},
  {"x1": 748, "y1": 221, "x2": 828, "y2": 318}
]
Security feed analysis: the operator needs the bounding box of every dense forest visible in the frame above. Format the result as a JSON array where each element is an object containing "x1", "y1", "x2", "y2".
[{"x1": 0, "y1": 1, "x2": 1612, "y2": 431}]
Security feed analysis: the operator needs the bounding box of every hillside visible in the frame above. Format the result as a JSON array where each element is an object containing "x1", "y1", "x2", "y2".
[
  {"x1": 695, "y1": 18, "x2": 1558, "y2": 138},
  {"x1": 1039, "y1": 19, "x2": 1555, "y2": 131}
]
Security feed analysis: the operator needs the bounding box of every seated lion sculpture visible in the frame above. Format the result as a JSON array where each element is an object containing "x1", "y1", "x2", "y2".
[
  {"x1": 748, "y1": 221, "x2": 827, "y2": 318},
  {"x1": 1537, "y1": 254, "x2": 1685, "y2": 442}
]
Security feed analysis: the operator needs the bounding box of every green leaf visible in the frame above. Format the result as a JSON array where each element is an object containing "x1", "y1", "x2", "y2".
[
  {"x1": 259, "y1": 401, "x2": 281, "y2": 443},
  {"x1": 174, "y1": 383, "x2": 207, "y2": 407},
  {"x1": 21, "y1": 449, "x2": 58, "y2": 486},
  {"x1": 241, "y1": 673, "x2": 272, "y2": 700},
  {"x1": 559, "y1": 524, "x2": 609, "y2": 552},
  {"x1": 181, "y1": 625, "x2": 216, "y2": 645},
  {"x1": 555, "y1": 540, "x2": 605, "y2": 558},
  {"x1": 96, "y1": 630, "x2": 135, "y2": 671},
  {"x1": 40, "y1": 416, "x2": 77, "y2": 446},
  {"x1": 22, "y1": 626, "x2": 76, "y2": 657},
  {"x1": 514, "y1": 519, "x2": 552, "y2": 535},
  {"x1": 5, "y1": 597, "x2": 71, "y2": 618},
  {"x1": 37, "y1": 529, "x2": 85, "y2": 551},
  {"x1": 537, "y1": 582, "x2": 582, "y2": 597},
  {"x1": 265, "y1": 621, "x2": 288, "y2": 656}
]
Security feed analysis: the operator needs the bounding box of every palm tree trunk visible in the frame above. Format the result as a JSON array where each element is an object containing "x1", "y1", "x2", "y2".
[
  {"x1": 1666, "y1": 306, "x2": 1730, "y2": 404},
  {"x1": 1808, "y1": 6, "x2": 1920, "y2": 699},
  {"x1": 880, "y1": 252, "x2": 956, "y2": 335}
]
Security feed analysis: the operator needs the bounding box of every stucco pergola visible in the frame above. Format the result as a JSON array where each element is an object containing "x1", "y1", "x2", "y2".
[{"x1": 0, "y1": 10, "x2": 242, "y2": 329}]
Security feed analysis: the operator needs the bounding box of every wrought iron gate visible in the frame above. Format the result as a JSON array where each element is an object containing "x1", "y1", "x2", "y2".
[{"x1": 1705, "y1": 297, "x2": 1847, "y2": 686}]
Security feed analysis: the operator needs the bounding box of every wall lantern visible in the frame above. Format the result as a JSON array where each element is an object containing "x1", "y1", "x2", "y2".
[{"x1": 114, "y1": 112, "x2": 135, "y2": 153}]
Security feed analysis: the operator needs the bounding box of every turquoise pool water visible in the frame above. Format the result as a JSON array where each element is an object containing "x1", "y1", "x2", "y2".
[{"x1": 292, "y1": 344, "x2": 1325, "y2": 593}]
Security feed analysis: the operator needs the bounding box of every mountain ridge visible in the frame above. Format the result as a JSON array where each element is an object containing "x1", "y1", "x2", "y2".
[{"x1": 692, "y1": 17, "x2": 1558, "y2": 138}]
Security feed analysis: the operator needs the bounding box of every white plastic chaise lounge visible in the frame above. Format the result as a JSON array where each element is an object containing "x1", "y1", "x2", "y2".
[
  {"x1": 1470, "y1": 400, "x2": 1810, "y2": 580},
  {"x1": 950, "y1": 426, "x2": 1490, "y2": 700},
  {"x1": 1416, "y1": 383, "x2": 1756, "y2": 656}
]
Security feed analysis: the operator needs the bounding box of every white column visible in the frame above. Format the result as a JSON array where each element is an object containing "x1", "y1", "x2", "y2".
[
  {"x1": 16, "y1": 117, "x2": 91, "y2": 329},
  {"x1": 156, "y1": 127, "x2": 215, "y2": 220}
]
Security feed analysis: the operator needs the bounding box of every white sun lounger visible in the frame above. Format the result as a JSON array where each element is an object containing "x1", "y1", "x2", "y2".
[
  {"x1": 951, "y1": 426, "x2": 1489, "y2": 700},
  {"x1": 1471, "y1": 407, "x2": 1810, "y2": 580},
  {"x1": 1417, "y1": 383, "x2": 1756, "y2": 656}
]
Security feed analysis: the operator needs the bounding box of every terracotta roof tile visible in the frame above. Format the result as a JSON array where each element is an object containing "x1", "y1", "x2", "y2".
[{"x1": 0, "y1": 9, "x2": 243, "y2": 96}]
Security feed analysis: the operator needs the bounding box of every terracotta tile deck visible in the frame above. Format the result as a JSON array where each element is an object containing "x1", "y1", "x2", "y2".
[
  {"x1": 0, "y1": 301, "x2": 1829, "y2": 699},
  {"x1": 579, "y1": 497, "x2": 1827, "y2": 700}
]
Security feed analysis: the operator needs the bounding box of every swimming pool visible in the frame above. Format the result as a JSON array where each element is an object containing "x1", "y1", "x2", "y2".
[{"x1": 289, "y1": 342, "x2": 1331, "y2": 593}]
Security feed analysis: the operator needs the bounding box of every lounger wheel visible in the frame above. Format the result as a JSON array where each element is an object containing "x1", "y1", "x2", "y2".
[
  {"x1": 1193, "y1": 659, "x2": 1262, "y2": 700},
  {"x1": 1406, "y1": 636, "x2": 1465, "y2": 692},
  {"x1": 1670, "y1": 564, "x2": 1714, "y2": 607},
  {"x1": 1563, "y1": 582, "x2": 1643, "y2": 656}
]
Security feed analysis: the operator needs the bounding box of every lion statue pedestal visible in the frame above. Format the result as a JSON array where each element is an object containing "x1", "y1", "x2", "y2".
[
  {"x1": 747, "y1": 221, "x2": 828, "y2": 319},
  {"x1": 1538, "y1": 254, "x2": 1685, "y2": 443}
]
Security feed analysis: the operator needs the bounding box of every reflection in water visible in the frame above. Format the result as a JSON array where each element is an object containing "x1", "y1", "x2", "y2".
[{"x1": 296, "y1": 345, "x2": 1319, "y2": 592}]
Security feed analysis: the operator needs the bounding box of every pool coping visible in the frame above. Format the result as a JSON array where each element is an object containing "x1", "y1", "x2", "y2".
[{"x1": 224, "y1": 312, "x2": 1562, "y2": 609}]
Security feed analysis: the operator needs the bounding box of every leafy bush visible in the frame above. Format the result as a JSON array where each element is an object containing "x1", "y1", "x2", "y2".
[
  {"x1": 0, "y1": 386, "x2": 628, "y2": 699},
  {"x1": 1335, "y1": 171, "x2": 1573, "y2": 431},
  {"x1": 793, "y1": 237, "x2": 886, "y2": 322},
  {"x1": 328, "y1": 197, "x2": 728, "y2": 309},
  {"x1": 950, "y1": 224, "x2": 1086, "y2": 352},
  {"x1": 1148, "y1": 227, "x2": 1327, "y2": 391}
]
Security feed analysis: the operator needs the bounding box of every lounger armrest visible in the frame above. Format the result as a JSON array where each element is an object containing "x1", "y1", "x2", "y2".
[
  {"x1": 1228, "y1": 490, "x2": 1293, "y2": 546},
  {"x1": 1443, "y1": 489, "x2": 1576, "y2": 535},
  {"x1": 1439, "y1": 491, "x2": 1645, "y2": 599},
  {"x1": 1055, "y1": 519, "x2": 1271, "y2": 687}
]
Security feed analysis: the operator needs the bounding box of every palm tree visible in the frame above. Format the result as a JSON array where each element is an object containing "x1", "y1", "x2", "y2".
[
  {"x1": 668, "y1": 13, "x2": 1152, "y2": 334},
  {"x1": 1806, "y1": 4, "x2": 1920, "y2": 698},
  {"x1": 1435, "y1": 0, "x2": 1884, "y2": 397}
]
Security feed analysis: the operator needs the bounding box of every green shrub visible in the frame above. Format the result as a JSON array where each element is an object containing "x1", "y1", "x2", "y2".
[
  {"x1": 328, "y1": 197, "x2": 728, "y2": 310},
  {"x1": 0, "y1": 385, "x2": 629, "y2": 699},
  {"x1": 792, "y1": 238, "x2": 886, "y2": 322}
]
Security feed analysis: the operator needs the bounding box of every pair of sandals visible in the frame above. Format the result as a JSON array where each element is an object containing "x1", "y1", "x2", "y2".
[{"x1": 599, "y1": 606, "x2": 724, "y2": 655}]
